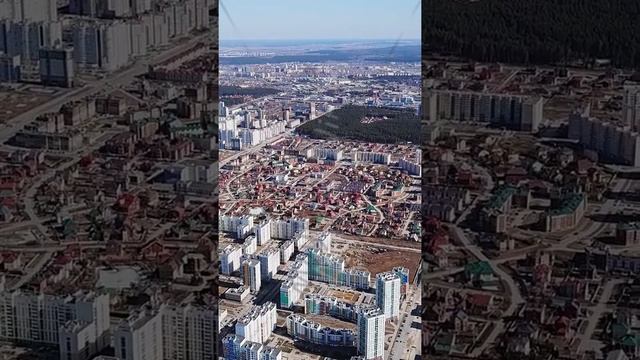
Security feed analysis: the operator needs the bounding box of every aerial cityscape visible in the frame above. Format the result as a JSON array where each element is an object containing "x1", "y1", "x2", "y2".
[
  {"x1": 425, "y1": 1, "x2": 640, "y2": 360},
  {"x1": 0, "y1": 0, "x2": 217, "y2": 360},
  {"x1": 8, "y1": 0, "x2": 638, "y2": 359},
  {"x1": 218, "y1": 1, "x2": 421, "y2": 360}
]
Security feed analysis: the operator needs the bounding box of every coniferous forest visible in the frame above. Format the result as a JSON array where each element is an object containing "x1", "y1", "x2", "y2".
[
  {"x1": 296, "y1": 105, "x2": 420, "y2": 144},
  {"x1": 425, "y1": 0, "x2": 640, "y2": 67}
]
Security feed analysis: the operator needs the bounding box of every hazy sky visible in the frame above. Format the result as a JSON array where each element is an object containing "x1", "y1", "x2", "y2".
[{"x1": 219, "y1": 0, "x2": 421, "y2": 41}]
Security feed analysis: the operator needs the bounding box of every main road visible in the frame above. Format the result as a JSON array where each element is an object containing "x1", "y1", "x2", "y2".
[{"x1": 0, "y1": 31, "x2": 213, "y2": 144}]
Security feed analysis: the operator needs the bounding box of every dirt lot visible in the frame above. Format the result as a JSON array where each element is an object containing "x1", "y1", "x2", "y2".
[
  {"x1": 327, "y1": 289, "x2": 359, "y2": 304},
  {"x1": 345, "y1": 247, "x2": 420, "y2": 282},
  {"x1": 0, "y1": 87, "x2": 56, "y2": 124}
]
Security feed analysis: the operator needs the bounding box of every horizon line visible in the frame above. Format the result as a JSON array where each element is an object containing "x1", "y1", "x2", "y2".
[{"x1": 220, "y1": 38, "x2": 421, "y2": 42}]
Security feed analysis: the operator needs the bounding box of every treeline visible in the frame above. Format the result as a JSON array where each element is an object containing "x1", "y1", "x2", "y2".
[
  {"x1": 425, "y1": 0, "x2": 640, "y2": 67},
  {"x1": 220, "y1": 45, "x2": 421, "y2": 65},
  {"x1": 220, "y1": 86, "x2": 280, "y2": 97},
  {"x1": 296, "y1": 105, "x2": 420, "y2": 144}
]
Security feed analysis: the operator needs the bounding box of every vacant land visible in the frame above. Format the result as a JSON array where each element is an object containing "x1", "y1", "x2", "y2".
[{"x1": 346, "y1": 247, "x2": 420, "y2": 282}]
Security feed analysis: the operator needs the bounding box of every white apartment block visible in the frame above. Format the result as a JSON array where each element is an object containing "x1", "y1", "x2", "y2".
[
  {"x1": 254, "y1": 220, "x2": 271, "y2": 246},
  {"x1": 0, "y1": 0, "x2": 57, "y2": 22},
  {"x1": 279, "y1": 253, "x2": 309, "y2": 308},
  {"x1": 399, "y1": 158, "x2": 421, "y2": 177},
  {"x1": 242, "y1": 235, "x2": 257, "y2": 256},
  {"x1": 355, "y1": 151, "x2": 390, "y2": 165},
  {"x1": 0, "y1": 290, "x2": 110, "y2": 348},
  {"x1": 160, "y1": 304, "x2": 216, "y2": 360},
  {"x1": 376, "y1": 272, "x2": 401, "y2": 320},
  {"x1": 242, "y1": 259, "x2": 262, "y2": 293},
  {"x1": 568, "y1": 110, "x2": 640, "y2": 167},
  {"x1": 257, "y1": 247, "x2": 279, "y2": 280},
  {"x1": 313, "y1": 147, "x2": 343, "y2": 161},
  {"x1": 313, "y1": 231, "x2": 332, "y2": 253},
  {"x1": 220, "y1": 215, "x2": 254, "y2": 240},
  {"x1": 279, "y1": 240, "x2": 294, "y2": 264},
  {"x1": 623, "y1": 84, "x2": 640, "y2": 132},
  {"x1": 59, "y1": 321, "x2": 99, "y2": 360},
  {"x1": 113, "y1": 303, "x2": 215, "y2": 360},
  {"x1": 71, "y1": 20, "x2": 131, "y2": 72},
  {"x1": 113, "y1": 308, "x2": 163, "y2": 360},
  {"x1": 235, "y1": 302, "x2": 277, "y2": 344},
  {"x1": 357, "y1": 308, "x2": 385, "y2": 360},
  {"x1": 270, "y1": 217, "x2": 309, "y2": 243},
  {"x1": 222, "y1": 335, "x2": 281, "y2": 360},
  {"x1": 179, "y1": 160, "x2": 216, "y2": 183},
  {"x1": 0, "y1": 20, "x2": 62, "y2": 62},
  {"x1": 286, "y1": 314, "x2": 355, "y2": 347},
  {"x1": 219, "y1": 244, "x2": 242, "y2": 275},
  {"x1": 425, "y1": 89, "x2": 543, "y2": 132}
]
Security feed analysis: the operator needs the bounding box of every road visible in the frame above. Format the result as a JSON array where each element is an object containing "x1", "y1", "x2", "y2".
[
  {"x1": 388, "y1": 285, "x2": 421, "y2": 360},
  {"x1": 576, "y1": 278, "x2": 623, "y2": 354},
  {"x1": 450, "y1": 225, "x2": 524, "y2": 357},
  {"x1": 0, "y1": 31, "x2": 212, "y2": 145}
]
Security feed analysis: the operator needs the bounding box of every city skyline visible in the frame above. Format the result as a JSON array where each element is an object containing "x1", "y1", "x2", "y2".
[{"x1": 220, "y1": 0, "x2": 421, "y2": 41}]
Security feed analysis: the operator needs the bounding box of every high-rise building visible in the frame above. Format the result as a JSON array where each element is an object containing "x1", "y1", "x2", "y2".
[
  {"x1": 59, "y1": 321, "x2": 101, "y2": 360},
  {"x1": 568, "y1": 109, "x2": 640, "y2": 167},
  {"x1": 222, "y1": 334, "x2": 245, "y2": 360},
  {"x1": 220, "y1": 214, "x2": 254, "y2": 240},
  {"x1": 235, "y1": 302, "x2": 276, "y2": 344},
  {"x1": 0, "y1": 0, "x2": 57, "y2": 22},
  {"x1": 0, "y1": 54, "x2": 21, "y2": 82},
  {"x1": 357, "y1": 308, "x2": 385, "y2": 360},
  {"x1": 313, "y1": 231, "x2": 332, "y2": 253},
  {"x1": 219, "y1": 244, "x2": 242, "y2": 275},
  {"x1": 242, "y1": 259, "x2": 262, "y2": 293},
  {"x1": 39, "y1": 47, "x2": 74, "y2": 87},
  {"x1": 113, "y1": 307, "x2": 164, "y2": 360},
  {"x1": 270, "y1": 218, "x2": 309, "y2": 243},
  {"x1": 425, "y1": 89, "x2": 543, "y2": 132},
  {"x1": 307, "y1": 249, "x2": 370, "y2": 290},
  {"x1": 261, "y1": 346, "x2": 282, "y2": 360},
  {"x1": 69, "y1": 0, "x2": 141, "y2": 18},
  {"x1": 279, "y1": 240, "x2": 294, "y2": 264},
  {"x1": 313, "y1": 147, "x2": 343, "y2": 161},
  {"x1": 623, "y1": 84, "x2": 640, "y2": 132},
  {"x1": 399, "y1": 158, "x2": 421, "y2": 177},
  {"x1": 0, "y1": 20, "x2": 62, "y2": 63},
  {"x1": 376, "y1": 272, "x2": 401, "y2": 320},
  {"x1": 160, "y1": 304, "x2": 216, "y2": 360},
  {"x1": 257, "y1": 247, "x2": 279, "y2": 280},
  {"x1": 279, "y1": 253, "x2": 308, "y2": 308},
  {"x1": 286, "y1": 314, "x2": 355, "y2": 346},
  {"x1": 0, "y1": 290, "x2": 110, "y2": 348},
  {"x1": 309, "y1": 102, "x2": 316, "y2": 119},
  {"x1": 254, "y1": 220, "x2": 271, "y2": 246},
  {"x1": 355, "y1": 151, "x2": 391, "y2": 165},
  {"x1": 223, "y1": 335, "x2": 281, "y2": 360},
  {"x1": 71, "y1": 19, "x2": 131, "y2": 72}
]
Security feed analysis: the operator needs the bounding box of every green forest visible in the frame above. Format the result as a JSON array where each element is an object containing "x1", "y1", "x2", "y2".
[
  {"x1": 425, "y1": 0, "x2": 640, "y2": 67},
  {"x1": 220, "y1": 86, "x2": 281, "y2": 106},
  {"x1": 296, "y1": 105, "x2": 420, "y2": 144},
  {"x1": 220, "y1": 86, "x2": 280, "y2": 97}
]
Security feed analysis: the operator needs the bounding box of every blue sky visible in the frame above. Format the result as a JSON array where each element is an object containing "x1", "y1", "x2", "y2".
[{"x1": 219, "y1": 0, "x2": 421, "y2": 41}]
